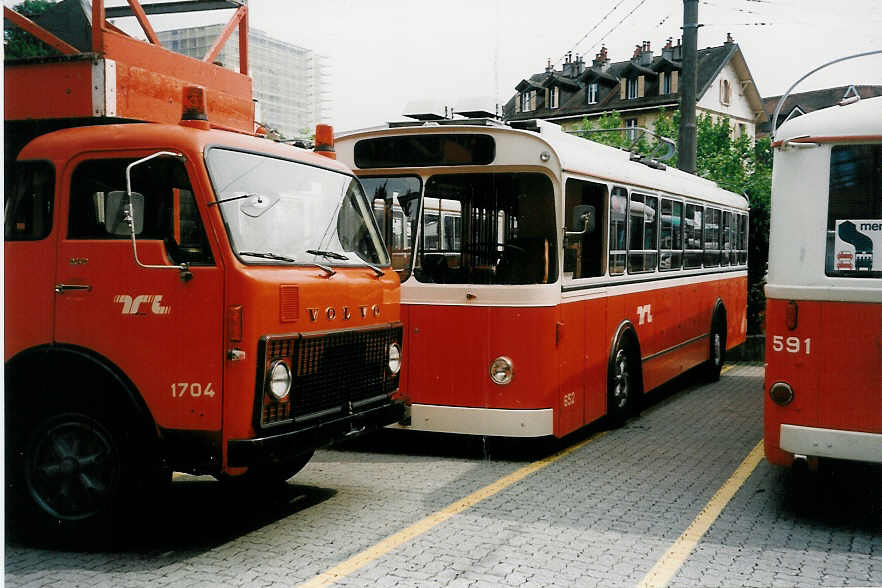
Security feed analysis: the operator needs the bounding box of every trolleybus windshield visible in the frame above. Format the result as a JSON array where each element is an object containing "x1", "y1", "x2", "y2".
[
  {"x1": 415, "y1": 172, "x2": 557, "y2": 285},
  {"x1": 206, "y1": 148, "x2": 389, "y2": 267},
  {"x1": 826, "y1": 144, "x2": 882, "y2": 278}
]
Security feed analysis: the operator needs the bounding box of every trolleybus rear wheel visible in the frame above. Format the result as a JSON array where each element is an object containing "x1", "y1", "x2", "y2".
[
  {"x1": 607, "y1": 342, "x2": 637, "y2": 427},
  {"x1": 705, "y1": 313, "x2": 727, "y2": 382}
]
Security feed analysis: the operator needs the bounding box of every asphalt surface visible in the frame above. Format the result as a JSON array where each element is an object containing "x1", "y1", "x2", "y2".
[{"x1": 5, "y1": 364, "x2": 881, "y2": 587}]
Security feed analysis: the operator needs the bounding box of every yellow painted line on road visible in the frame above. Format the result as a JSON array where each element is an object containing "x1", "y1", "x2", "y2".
[
  {"x1": 636, "y1": 439, "x2": 764, "y2": 588},
  {"x1": 299, "y1": 430, "x2": 606, "y2": 587},
  {"x1": 721, "y1": 364, "x2": 733, "y2": 375}
]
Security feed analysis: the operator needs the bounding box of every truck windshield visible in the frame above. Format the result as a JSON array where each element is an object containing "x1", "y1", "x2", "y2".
[{"x1": 206, "y1": 148, "x2": 389, "y2": 266}]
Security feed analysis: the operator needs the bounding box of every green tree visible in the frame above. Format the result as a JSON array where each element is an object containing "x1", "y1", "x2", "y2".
[
  {"x1": 4, "y1": 0, "x2": 58, "y2": 60},
  {"x1": 576, "y1": 109, "x2": 772, "y2": 334}
]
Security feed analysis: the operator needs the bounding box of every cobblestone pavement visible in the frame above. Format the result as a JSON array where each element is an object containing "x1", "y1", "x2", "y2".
[{"x1": 6, "y1": 364, "x2": 881, "y2": 587}]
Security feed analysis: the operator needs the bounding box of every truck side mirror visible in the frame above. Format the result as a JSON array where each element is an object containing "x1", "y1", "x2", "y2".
[
  {"x1": 566, "y1": 204, "x2": 596, "y2": 238},
  {"x1": 105, "y1": 191, "x2": 144, "y2": 236}
]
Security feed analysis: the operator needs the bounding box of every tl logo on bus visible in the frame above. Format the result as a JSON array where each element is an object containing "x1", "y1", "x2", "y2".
[{"x1": 114, "y1": 294, "x2": 170, "y2": 315}]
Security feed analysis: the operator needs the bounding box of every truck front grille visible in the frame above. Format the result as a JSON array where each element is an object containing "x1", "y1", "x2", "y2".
[{"x1": 259, "y1": 323, "x2": 402, "y2": 427}]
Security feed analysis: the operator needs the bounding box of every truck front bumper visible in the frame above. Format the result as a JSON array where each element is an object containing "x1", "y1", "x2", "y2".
[{"x1": 227, "y1": 398, "x2": 409, "y2": 467}]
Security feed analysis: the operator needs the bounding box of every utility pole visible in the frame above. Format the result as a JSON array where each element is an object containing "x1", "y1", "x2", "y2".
[{"x1": 678, "y1": 0, "x2": 698, "y2": 173}]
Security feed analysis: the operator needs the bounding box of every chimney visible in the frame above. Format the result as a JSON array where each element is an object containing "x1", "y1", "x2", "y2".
[
  {"x1": 574, "y1": 53, "x2": 585, "y2": 76},
  {"x1": 545, "y1": 58, "x2": 554, "y2": 73},
  {"x1": 725, "y1": 32, "x2": 734, "y2": 45},
  {"x1": 593, "y1": 46, "x2": 610, "y2": 72},
  {"x1": 562, "y1": 51, "x2": 581, "y2": 78},
  {"x1": 632, "y1": 44, "x2": 643, "y2": 61},
  {"x1": 639, "y1": 41, "x2": 653, "y2": 66},
  {"x1": 662, "y1": 37, "x2": 674, "y2": 61},
  {"x1": 672, "y1": 38, "x2": 683, "y2": 61}
]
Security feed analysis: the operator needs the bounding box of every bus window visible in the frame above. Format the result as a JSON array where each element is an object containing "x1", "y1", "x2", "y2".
[
  {"x1": 660, "y1": 198, "x2": 683, "y2": 270},
  {"x1": 703, "y1": 207, "x2": 721, "y2": 267},
  {"x1": 684, "y1": 203, "x2": 703, "y2": 268},
  {"x1": 826, "y1": 144, "x2": 882, "y2": 277},
  {"x1": 361, "y1": 176, "x2": 421, "y2": 280},
  {"x1": 609, "y1": 187, "x2": 628, "y2": 275},
  {"x1": 564, "y1": 178, "x2": 608, "y2": 279},
  {"x1": 721, "y1": 210, "x2": 732, "y2": 266},
  {"x1": 628, "y1": 192, "x2": 657, "y2": 273},
  {"x1": 738, "y1": 214, "x2": 747, "y2": 265},
  {"x1": 415, "y1": 173, "x2": 556, "y2": 285}
]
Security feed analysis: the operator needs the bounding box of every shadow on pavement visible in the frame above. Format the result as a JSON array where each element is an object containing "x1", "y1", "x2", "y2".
[{"x1": 6, "y1": 478, "x2": 336, "y2": 554}]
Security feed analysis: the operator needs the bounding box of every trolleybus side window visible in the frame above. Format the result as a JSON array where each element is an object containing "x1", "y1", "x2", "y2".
[
  {"x1": 684, "y1": 203, "x2": 703, "y2": 268},
  {"x1": 737, "y1": 213, "x2": 748, "y2": 264},
  {"x1": 825, "y1": 144, "x2": 882, "y2": 277},
  {"x1": 660, "y1": 197, "x2": 683, "y2": 271},
  {"x1": 362, "y1": 175, "x2": 421, "y2": 280},
  {"x1": 720, "y1": 210, "x2": 734, "y2": 265},
  {"x1": 4, "y1": 160, "x2": 54, "y2": 241},
  {"x1": 563, "y1": 178, "x2": 607, "y2": 279},
  {"x1": 627, "y1": 191, "x2": 658, "y2": 273},
  {"x1": 415, "y1": 173, "x2": 556, "y2": 285},
  {"x1": 67, "y1": 157, "x2": 214, "y2": 265},
  {"x1": 609, "y1": 186, "x2": 628, "y2": 275},
  {"x1": 703, "y1": 206, "x2": 721, "y2": 267}
]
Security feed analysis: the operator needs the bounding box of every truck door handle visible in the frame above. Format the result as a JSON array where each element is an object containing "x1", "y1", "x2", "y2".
[{"x1": 55, "y1": 284, "x2": 92, "y2": 294}]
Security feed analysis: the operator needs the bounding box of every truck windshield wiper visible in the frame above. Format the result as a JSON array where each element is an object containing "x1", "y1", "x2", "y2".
[
  {"x1": 239, "y1": 251, "x2": 296, "y2": 262},
  {"x1": 306, "y1": 249, "x2": 349, "y2": 261}
]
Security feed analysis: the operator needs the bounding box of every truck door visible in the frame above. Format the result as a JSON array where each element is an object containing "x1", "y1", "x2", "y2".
[
  {"x1": 54, "y1": 153, "x2": 224, "y2": 432},
  {"x1": 4, "y1": 160, "x2": 58, "y2": 358}
]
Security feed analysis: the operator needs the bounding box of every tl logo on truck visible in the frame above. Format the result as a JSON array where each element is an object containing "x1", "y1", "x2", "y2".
[{"x1": 114, "y1": 294, "x2": 170, "y2": 315}]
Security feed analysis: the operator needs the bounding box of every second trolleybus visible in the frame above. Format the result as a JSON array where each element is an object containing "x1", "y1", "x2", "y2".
[
  {"x1": 764, "y1": 94, "x2": 882, "y2": 468},
  {"x1": 337, "y1": 117, "x2": 748, "y2": 437}
]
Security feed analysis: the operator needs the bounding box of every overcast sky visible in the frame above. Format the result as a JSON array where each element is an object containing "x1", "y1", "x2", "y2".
[{"x1": 12, "y1": 0, "x2": 882, "y2": 131}]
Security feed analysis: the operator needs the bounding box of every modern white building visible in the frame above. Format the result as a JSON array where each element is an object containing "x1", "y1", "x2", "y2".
[{"x1": 158, "y1": 25, "x2": 330, "y2": 139}]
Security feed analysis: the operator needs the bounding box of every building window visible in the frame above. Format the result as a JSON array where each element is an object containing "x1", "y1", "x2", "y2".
[
  {"x1": 720, "y1": 79, "x2": 731, "y2": 106},
  {"x1": 587, "y1": 82, "x2": 598, "y2": 104},
  {"x1": 625, "y1": 118, "x2": 638, "y2": 142},
  {"x1": 662, "y1": 72, "x2": 671, "y2": 94},
  {"x1": 520, "y1": 90, "x2": 534, "y2": 112},
  {"x1": 626, "y1": 78, "x2": 638, "y2": 100},
  {"x1": 549, "y1": 86, "x2": 559, "y2": 109}
]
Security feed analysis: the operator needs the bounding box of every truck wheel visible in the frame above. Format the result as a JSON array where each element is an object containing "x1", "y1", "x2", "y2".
[
  {"x1": 607, "y1": 342, "x2": 636, "y2": 428},
  {"x1": 9, "y1": 407, "x2": 147, "y2": 547}
]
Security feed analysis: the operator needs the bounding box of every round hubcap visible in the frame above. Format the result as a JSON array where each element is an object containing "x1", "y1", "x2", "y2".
[
  {"x1": 26, "y1": 417, "x2": 118, "y2": 521},
  {"x1": 712, "y1": 332, "x2": 722, "y2": 366},
  {"x1": 613, "y1": 349, "x2": 630, "y2": 410}
]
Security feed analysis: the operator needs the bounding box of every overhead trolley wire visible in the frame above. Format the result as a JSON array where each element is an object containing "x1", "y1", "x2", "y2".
[{"x1": 553, "y1": 0, "x2": 629, "y2": 68}]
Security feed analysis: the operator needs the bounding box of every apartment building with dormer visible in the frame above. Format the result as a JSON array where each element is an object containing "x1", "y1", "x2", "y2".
[{"x1": 503, "y1": 35, "x2": 767, "y2": 139}]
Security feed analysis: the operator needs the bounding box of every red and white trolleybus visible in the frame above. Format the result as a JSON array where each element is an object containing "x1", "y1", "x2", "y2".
[
  {"x1": 337, "y1": 118, "x2": 748, "y2": 437},
  {"x1": 764, "y1": 95, "x2": 882, "y2": 467}
]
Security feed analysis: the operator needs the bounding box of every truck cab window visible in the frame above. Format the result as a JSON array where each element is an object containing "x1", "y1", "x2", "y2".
[
  {"x1": 4, "y1": 160, "x2": 54, "y2": 241},
  {"x1": 68, "y1": 157, "x2": 213, "y2": 265}
]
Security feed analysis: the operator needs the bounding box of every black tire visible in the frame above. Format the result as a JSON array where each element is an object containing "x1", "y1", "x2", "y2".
[
  {"x1": 226, "y1": 450, "x2": 315, "y2": 486},
  {"x1": 705, "y1": 312, "x2": 727, "y2": 382},
  {"x1": 7, "y1": 406, "x2": 152, "y2": 547},
  {"x1": 607, "y1": 340, "x2": 637, "y2": 427}
]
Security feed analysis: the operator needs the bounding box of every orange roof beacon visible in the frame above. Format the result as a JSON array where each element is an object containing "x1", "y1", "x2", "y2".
[{"x1": 5, "y1": 1, "x2": 406, "y2": 545}]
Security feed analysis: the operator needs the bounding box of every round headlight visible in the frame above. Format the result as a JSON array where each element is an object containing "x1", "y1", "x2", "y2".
[
  {"x1": 388, "y1": 342, "x2": 401, "y2": 375},
  {"x1": 267, "y1": 360, "x2": 291, "y2": 400},
  {"x1": 489, "y1": 356, "x2": 514, "y2": 385},
  {"x1": 769, "y1": 382, "x2": 793, "y2": 406}
]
